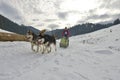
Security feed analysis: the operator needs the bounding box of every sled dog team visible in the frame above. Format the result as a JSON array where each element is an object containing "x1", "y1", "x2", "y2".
[{"x1": 26, "y1": 27, "x2": 70, "y2": 54}]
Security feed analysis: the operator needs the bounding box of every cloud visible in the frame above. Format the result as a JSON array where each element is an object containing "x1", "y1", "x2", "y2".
[
  {"x1": 88, "y1": 14, "x2": 110, "y2": 20},
  {"x1": 77, "y1": 20, "x2": 87, "y2": 24},
  {"x1": 99, "y1": 0, "x2": 120, "y2": 10},
  {"x1": 32, "y1": 19, "x2": 39, "y2": 21},
  {"x1": 78, "y1": 4, "x2": 120, "y2": 24},
  {"x1": 112, "y1": 14, "x2": 120, "y2": 19},
  {"x1": 35, "y1": 23, "x2": 45, "y2": 27},
  {"x1": 47, "y1": 24, "x2": 59, "y2": 29},
  {"x1": 33, "y1": 7, "x2": 43, "y2": 14},
  {"x1": 0, "y1": 0, "x2": 120, "y2": 30},
  {"x1": 0, "y1": 1, "x2": 23, "y2": 24},
  {"x1": 57, "y1": 12, "x2": 69, "y2": 19},
  {"x1": 110, "y1": 0, "x2": 120, "y2": 9},
  {"x1": 53, "y1": 0, "x2": 64, "y2": 9},
  {"x1": 44, "y1": 19, "x2": 58, "y2": 22}
]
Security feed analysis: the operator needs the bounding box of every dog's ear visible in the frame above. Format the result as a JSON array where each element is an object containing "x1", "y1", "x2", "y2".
[
  {"x1": 39, "y1": 29, "x2": 46, "y2": 36},
  {"x1": 40, "y1": 29, "x2": 46, "y2": 34}
]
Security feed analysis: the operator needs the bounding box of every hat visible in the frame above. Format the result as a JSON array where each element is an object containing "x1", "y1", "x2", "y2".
[{"x1": 65, "y1": 27, "x2": 67, "y2": 29}]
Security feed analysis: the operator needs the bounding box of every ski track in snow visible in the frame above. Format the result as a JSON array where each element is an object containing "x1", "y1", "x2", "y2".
[{"x1": 0, "y1": 24, "x2": 120, "y2": 80}]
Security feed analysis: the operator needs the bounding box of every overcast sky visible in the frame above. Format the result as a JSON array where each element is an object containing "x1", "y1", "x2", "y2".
[{"x1": 0, "y1": 0, "x2": 120, "y2": 30}]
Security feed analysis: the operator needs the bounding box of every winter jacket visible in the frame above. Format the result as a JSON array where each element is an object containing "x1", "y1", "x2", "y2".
[{"x1": 62, "y1": 29, "x2": 70, "y2": 37}]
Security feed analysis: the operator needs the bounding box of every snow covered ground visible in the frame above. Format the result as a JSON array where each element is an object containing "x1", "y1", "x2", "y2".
[
  {"x1": 0, "y1": 29, "x2": 13, "y2": 33},
  {"x1": 0, "y1": 24, "x2": 120, "y2": 80}
]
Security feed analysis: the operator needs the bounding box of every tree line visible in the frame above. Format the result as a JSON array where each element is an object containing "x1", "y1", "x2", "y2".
[{"x1": 0, "y1": 14, "x2": 120, "y2": 39}]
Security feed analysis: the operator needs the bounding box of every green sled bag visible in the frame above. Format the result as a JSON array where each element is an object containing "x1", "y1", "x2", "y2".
[{"x1": 60, "y1": 37, "x2": 69, "y2": 48}]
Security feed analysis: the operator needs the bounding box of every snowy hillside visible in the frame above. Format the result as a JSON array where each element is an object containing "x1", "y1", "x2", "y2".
[
  {"x1": 0, "y1": 29, "x2": 13, "y2": 33},
  {"x1": 0, "y1": 24, "x2": 120, "y2": 80}
]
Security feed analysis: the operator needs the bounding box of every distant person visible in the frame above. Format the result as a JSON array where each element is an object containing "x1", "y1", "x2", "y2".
[
  {"x1": 62, "y1": 27, "x2": 70, "y2": 39},
  {"x1": 60, "y1": 27, "x2": 70, "y2": 48}
]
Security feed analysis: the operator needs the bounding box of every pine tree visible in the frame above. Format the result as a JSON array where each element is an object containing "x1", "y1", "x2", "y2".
[{"x1": 113, "y1": 18, "x2": 120, "y2": 25}]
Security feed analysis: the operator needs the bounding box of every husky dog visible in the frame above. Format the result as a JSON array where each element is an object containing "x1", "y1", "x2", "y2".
[
  {"x1": 26, "y1": 30, "x2": 56, "y2": 53},
  {"x1": 38, "y1": 33, "x2": 56, "y2": 51}
]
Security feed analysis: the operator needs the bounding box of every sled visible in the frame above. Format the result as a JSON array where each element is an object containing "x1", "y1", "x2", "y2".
[{"x1": 60, "y1": 37, "x2": 69, "y2": 48}]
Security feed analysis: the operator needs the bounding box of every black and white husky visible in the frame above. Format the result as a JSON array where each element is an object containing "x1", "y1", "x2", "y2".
[{"x1": 26, "y1": 31, "x2": 56, "y2": 53}]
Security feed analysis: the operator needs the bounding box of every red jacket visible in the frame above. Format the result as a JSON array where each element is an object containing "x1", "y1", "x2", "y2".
[{"x1": 62, "y1": 29, "x2": 70, "y2": 37}]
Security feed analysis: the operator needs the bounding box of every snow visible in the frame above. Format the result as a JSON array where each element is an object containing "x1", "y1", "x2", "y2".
[
  {"x1": 0, "y1": 29, "x2": 13, "y2": 33},
  {"x1": 0, "y1": 24, "x2": 120, "y2": 80}
]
